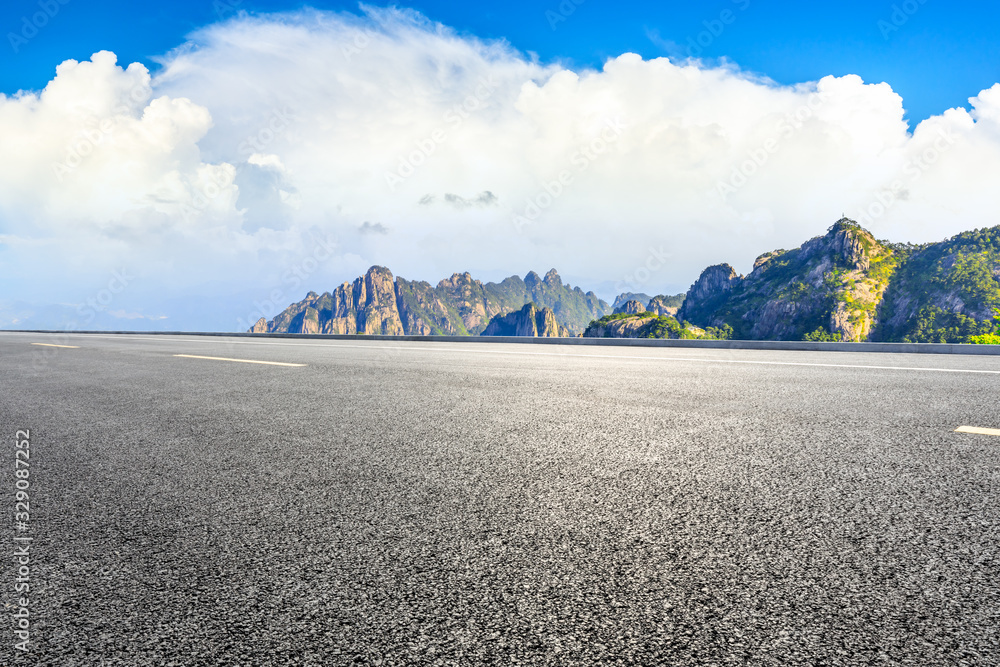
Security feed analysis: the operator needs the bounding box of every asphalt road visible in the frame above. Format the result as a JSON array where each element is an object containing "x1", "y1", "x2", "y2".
[{"x1": 2, "y1": 332, "x2": 999, "y2": 666}]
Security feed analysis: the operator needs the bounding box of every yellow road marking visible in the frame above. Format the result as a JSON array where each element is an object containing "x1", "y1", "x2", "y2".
[
  {"x1": 173, "y1": 354, "x2": 306, "y2": 367},
  {"x1": 31, "y1": 343, "x2": 79, "y2": 348},
  {"x1": 955, "y1": 425, "x2": 1000, "y2": 437}
]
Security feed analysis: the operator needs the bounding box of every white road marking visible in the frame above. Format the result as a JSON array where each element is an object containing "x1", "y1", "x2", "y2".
[
  {"x1": 6, "y1": 333, "x2": 1000, "y2": 375},
  {"x1": 173, "y1": 354, "x2": 306, "y2": 367},
  {"x1": 31, "y1": 343, "x2": 79, "y2": 348},
  {"x1": 955, "y1": 426, "x2": 1000, "y2": 436},
  {"x1": 324, "y1": 344, "x2": 1000, "y2": 375}
]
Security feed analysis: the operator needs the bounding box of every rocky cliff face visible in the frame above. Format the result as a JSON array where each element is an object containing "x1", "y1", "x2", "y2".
[
  {"x1": 481, "y1": 303, "x2": 566, "y2": 337},
  {"x1": 254, "y1": 266, "x2": 609, "y2": 336},
  {"x1": 355, "y1": 267, "x2": 404, "y2": 335},
  {"x1": 395, "y1": 278, "x2": 462, "y2": 335},
  {"x1": 614, "y1": 300, "x2": 647, "y2": 315},
  {"x1": 646, "y1": 295, "x2": 680, "y2": 317},
  {"x1": 611, "y1": 292, "x2": 652, "y2": 311},
  {"x1": 435, "y1": 272, "x2": 501, "y2": 333},
  {"x1": 585, "y1": 314, "x2": 658, "y2": 338},
  {"x1": 802, "y1": 224, "x2": 872, "y2": 271},
  {"x1": 535, "y1": 306, "x2": 565, "y2": 338},
  {"x1": 676, "y1": 264, "x2": 741, "y2": 327},
  {"x1": 324, "y1": 284, "x2": 358, "y2": 334},
  {"x1": 267, "y1": 291, "x2": 334, "y2": 334},
  {"x1": 267, "y1": 269, "x2": 405, "y2": 335}
]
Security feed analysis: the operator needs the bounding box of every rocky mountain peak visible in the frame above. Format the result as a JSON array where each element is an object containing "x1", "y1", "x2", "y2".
[
  {"x1": 688, "y1": 264, "x2": 740, "y2": 301},
  {"x1": 752, "y1": 250, "x2": 785, "y2": 272},
  {"x1": 365, "y1": 266, "x2": 393, "y2": 278},
  {"x1": 612, "y1": 292, "x2": 652, "y2": 311},
  {"x1": 800, "y1": 219, "x2": 881, "y2": 272},
  {"x1": 673, "y1": 218, "x2": 913, "y2": 342},
  {"x1": 676, "y1": 263, "x2": 741, "y2": 326},
  {"x1": 614, "y1": 300, "x2": 647, "y2": 315},
  {"x1": 524, "y1": 271, "x2": 542, "y2": 288},
  {"x1": 354, "y1": 265, "x2": 403, "y2": 335},
  {"x1": 251, "y1": 266, "x2": 611, "y2": 337},
  {"x1": 437, "y1": 272, "x2": 480, "y2": 290}
]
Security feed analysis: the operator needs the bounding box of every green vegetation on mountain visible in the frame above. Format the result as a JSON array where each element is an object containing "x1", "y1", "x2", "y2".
[
  {"x1": 971, "y1": 333, "x2": 1000, "y2": 344},
  {"x1": 395, "y1": 277, "x2": 471, "y2": 335},
  {"x1": 674, "y1": 219, "x2": 1000, "y2": 344},
  {"x1": 802, "y1": 328, "x2": 842, "y2": 342},
  {"x1": 583, "y1": 312, "x2": 730, "y2": 340},
  {"x1": 649, "y1": 293, "x2": 686, "y2": 309},
  {"x1": 678, "y1": 219, "x2": 900, "y2": 342},
  {"x1": 967, "y1": 308, "x2": 1000, "y2": 344},
  {"x1": 872, "y1": 227, "x2": 1000, "y2": 342}
]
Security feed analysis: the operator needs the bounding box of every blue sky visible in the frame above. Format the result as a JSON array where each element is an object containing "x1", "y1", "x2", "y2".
[
  {"x1": 3, "y1": 0, "x2": 1000, "y2": 330},
  {"x1": 2, "y1": 0, "x2": 999, "y2": 125}
]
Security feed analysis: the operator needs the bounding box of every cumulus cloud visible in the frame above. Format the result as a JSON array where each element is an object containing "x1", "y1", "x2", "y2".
[
  {"x1": 0, "y1": 51, "x2": 236, "y2": 231},
  {"x1": 3, "y1": 6, "x2": 1000, "y2": 330}
]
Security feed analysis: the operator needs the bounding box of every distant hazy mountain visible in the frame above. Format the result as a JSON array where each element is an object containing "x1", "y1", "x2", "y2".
[{"x1": 254, "y1": 267, "x2": 610, "y2": 336}]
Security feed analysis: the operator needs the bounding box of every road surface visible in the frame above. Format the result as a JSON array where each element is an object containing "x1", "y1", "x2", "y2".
[{"x1": 1, "y1": 332, "x2": 999, "y2": 665}]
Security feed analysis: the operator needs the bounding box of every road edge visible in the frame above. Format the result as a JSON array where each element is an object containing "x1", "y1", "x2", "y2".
[{"x1": 4, "y1": 330, "x2": 1000, "y2": 356}]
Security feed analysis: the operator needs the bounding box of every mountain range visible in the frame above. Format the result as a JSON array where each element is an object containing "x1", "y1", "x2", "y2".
[
  {"x1": 253, "y1": 219, "x2": 1000, "y2": 344},
  {"x1": 251, "y1": 267, "x2": 611, "y2": 336}
]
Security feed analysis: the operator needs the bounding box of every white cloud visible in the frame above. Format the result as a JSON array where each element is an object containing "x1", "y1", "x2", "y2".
[
  {"x1": 2, "y1": 6, "x2": 1000, "y2": 330},
  {"x1": 0, "y1": 51, "x2": 236, "y2": 232}
]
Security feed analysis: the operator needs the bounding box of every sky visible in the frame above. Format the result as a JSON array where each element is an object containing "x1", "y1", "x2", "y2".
[{"x1": 1, "y1": 0, "x2": 1000, "y2": 330}]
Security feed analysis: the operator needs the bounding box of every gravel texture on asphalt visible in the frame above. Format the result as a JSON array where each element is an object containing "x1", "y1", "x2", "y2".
[{"x1": 1, "y1": 332, "x2": 999, "y2": 665}]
